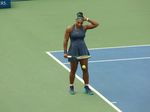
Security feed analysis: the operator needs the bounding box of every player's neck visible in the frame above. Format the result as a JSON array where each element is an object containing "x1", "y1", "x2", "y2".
[{"x1": 75, "y1": 24, "x2": 82, "y2": 30}]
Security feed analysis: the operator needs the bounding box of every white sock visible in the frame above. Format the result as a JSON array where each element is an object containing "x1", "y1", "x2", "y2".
[
  {"x1": 70, "y1": 84, "x2": 74, "y2": 87},
  {"x1": 85, "y1": 84, "x2": 89, "y2": 87}
]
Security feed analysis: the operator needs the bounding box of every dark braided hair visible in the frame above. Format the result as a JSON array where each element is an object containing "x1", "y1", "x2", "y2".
[{"x1": 76, "y1": 12, "x2": 84, "y2": 20}]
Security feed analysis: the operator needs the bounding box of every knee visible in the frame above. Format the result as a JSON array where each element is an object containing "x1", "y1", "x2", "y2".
[
  {"x1": 82, "y1": 65, "x2": 86, "y2": 70},
  {"x1": 82, "y1": 65, "x2": 88, "y2": 71},
  {"x1": 70, "y1": 70, "x2": 76, "y2": 75},
  {"x1": 82, "y1": 68, "x2": 88, "y2": 74}
]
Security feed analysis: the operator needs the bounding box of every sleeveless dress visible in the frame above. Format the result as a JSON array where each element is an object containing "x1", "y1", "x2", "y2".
[{"x1": 68, "y1": 25, "x2": 90, "y2": 62}]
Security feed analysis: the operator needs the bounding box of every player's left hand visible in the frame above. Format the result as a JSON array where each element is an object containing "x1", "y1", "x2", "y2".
[{"x1": 83, "y1": 16, "x2": 89, "y2": 21}]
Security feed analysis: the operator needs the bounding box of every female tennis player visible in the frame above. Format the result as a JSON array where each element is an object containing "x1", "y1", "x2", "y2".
[{"x1": 63, "y1": 12, "x2": 99, "y2": 95}]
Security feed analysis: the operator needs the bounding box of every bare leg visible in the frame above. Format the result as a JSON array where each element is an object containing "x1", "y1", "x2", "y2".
[
  {"x1": 79, "y1": 59, "x2": 89, "y2": 85},
  {"x1": 80, "y1": 59, "x2": 93, "y2": 95},
  {"x1": 70, "y1": 61, "x2": 78, "y2": 85}
]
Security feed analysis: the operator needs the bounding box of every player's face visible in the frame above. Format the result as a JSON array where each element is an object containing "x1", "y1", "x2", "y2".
[{"x1": 76, "y1": 19, "x2": 83, "y2": 28}]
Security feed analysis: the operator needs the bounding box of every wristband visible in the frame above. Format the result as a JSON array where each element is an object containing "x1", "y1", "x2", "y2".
[{"x1": 64, "y1": 50, "x2": 67, "y2": 54}]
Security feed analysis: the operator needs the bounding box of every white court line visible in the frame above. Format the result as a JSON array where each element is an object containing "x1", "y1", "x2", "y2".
[
  {"x1": 48, "y1": 44, "x2": 150, "y2": 53},
  {"x1": 63, "y1": 56, "x2": 150, "y2": 64},
  {"x1": 89, "y1": 44, "x2": 150, "y2": 50},
  {"x1": 46, "y1": 51, "x2": 122, "y2": 112},
  {"x1": 89, "y1": 57, "x2": 150, "y2": 63}
]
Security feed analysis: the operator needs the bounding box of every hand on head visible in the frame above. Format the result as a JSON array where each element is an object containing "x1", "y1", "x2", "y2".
[{"x1": 76, "y1": 12, "x2": 88, "y2": 22}]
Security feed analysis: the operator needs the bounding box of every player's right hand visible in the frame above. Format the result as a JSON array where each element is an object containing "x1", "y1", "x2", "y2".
[{"x1": 64, "y1": 53, "x2": 68, "y2": 58}]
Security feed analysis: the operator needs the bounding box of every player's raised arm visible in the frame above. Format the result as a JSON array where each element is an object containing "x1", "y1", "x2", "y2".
[{"x1": 84, "y1": 17, "x2": 99, "y2": 30}]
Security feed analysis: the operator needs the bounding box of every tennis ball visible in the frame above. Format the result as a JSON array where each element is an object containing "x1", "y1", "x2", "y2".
[{"x1": 82, "y1": 65, "x2": 86, "y2": 69}]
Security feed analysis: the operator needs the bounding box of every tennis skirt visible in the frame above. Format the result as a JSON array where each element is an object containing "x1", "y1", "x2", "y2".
[{"x1": 68, "y1": 40, "x2": 90, "y2": 62}]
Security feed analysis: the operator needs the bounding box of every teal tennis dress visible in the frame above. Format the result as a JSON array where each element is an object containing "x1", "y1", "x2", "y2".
[{"x1": 68, "y1": 25, "x2": 90, "y2": 62}]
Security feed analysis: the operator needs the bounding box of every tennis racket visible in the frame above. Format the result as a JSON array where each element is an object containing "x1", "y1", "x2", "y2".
[{"x1": 67, "y1": 55, "x2": 91, "y2": 60}]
